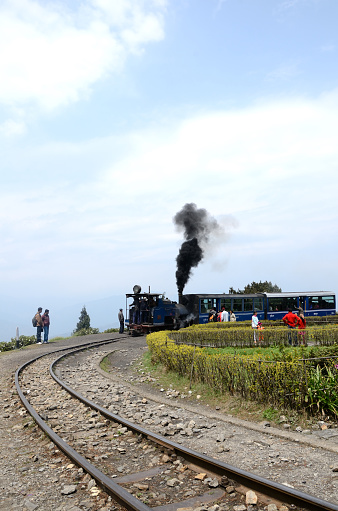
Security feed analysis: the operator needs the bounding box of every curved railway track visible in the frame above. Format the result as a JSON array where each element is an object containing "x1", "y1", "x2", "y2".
[{"x1": 15, "y1": 338, "x2": 338, "y2": 511}]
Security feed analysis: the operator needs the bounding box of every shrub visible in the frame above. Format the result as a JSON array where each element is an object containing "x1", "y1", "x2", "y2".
[
  {"x1": 147, "y1": 330, "x2": 338, "y2": 417},
  {"x1": 72, "y1": 327, "x2": 100, "y2": 336},
  {"x1": 0, "y1": 335, "x2": 37, "y2": 352}
]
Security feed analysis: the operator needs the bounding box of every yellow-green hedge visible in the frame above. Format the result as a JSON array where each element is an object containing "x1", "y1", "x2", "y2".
[
  {"x1": 147, "y1": 331, "x2": 336, "y2": 413},
  {"x1": 168, "y1": 324, "x2": 338, "y2": 348}
]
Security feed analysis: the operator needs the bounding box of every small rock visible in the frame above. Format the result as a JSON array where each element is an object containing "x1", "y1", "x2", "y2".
[
  {"x1": 267, "y1": 505, "x2": 278, "y2": 511},
  {"x1": 208, "y1": 478, "x2": 219, "y2": 488},
  {"x1": 195, "y1": 473, "x2": 207, "y2": 480},
  {"x1": 87, "y1": 479, "x2": 96, "y2": 490},
  {"x1": 134, "y1": 483, "x2": 149, "y2": 490},
  {"x1": 208, "y1": 505, "x2": 220, "y2": 511},
  {"x1": 23, "y1": 500, "x2": 39, "y2": 511},
  {"x1": 167, "y1": 478, "x2": 180, "y2": 487},
  {"x1": 61, "y1": 484, "x2": 77, "y2": 495},
  {"x1": 246, "y1": 490, "x2": 258, "y2": 505}
]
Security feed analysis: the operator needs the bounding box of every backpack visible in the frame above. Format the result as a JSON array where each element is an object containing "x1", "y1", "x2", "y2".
[{"x1": 32, "y1": 315, "x2": 38, "y2": 327}]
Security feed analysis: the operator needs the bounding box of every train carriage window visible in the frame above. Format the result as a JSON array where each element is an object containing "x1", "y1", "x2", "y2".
[
  {"x1": 308, "y1": 295, "x2": 335, "y2": 310},
  {"x1": 254, "y1": 297, "x2": 263, "y2": 311},
  {"x1": 244, "y1": 298, "x2": 254, "y2": 311},
  {"x1": 232, "y1": 298, "x2": 243, "y2": 312},
  {"x1": 268, "y1": 297, "x2": 297, "y2": 311},
  {"x1": 268, "y1": 297, "x2": 283, "y2": 311},
  {"x1": 284, "y1": 297, "x2": 297, "y2": 310},
  {"x1": 220, "y1": 298, "x2": 231, "y2": 310},
  {"x1": 200, "y1": 298, "x2": 217, "y2": 314}
]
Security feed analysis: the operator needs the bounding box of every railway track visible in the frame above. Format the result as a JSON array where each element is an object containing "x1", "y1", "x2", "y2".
[{"x1": 15, "y1": 338, "x2": 338, "y2": 511}]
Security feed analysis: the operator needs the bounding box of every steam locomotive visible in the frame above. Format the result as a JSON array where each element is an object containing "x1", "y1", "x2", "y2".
[
  {"x1": 125, "y1": 286, "x2": 336, "y2": 335},
  {"x1": 125, "y1": 286, "x2": 189, "y2": 335}
]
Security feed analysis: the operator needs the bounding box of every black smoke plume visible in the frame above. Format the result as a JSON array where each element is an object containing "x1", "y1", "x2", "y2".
[{"x1": 174, "y1": 203, "x2": 222, "y2": 294}]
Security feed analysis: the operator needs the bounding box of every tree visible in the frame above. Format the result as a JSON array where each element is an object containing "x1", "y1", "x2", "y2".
[
  {"x1": 229, "y1": 281, "x2": 282, "y2": 294},
  {"x1": 75, "y1": 305, "x2": 90, "y2": 332}
]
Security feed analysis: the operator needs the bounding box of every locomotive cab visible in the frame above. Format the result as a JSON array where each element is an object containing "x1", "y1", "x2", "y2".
[{"x1": 126, "y1": 285, "x2": 187, "y2": 335}]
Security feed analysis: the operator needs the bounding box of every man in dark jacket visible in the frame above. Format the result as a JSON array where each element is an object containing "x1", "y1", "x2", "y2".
[
  {"x1": 34, "y1": 307, "x2": 43, "y2": 344},
  {"x1": 42, "y1": 309, "x2": 50, "y2": 343},
  {"x1": 118, "y1": 309, "x2": 124, "y2": 334}
]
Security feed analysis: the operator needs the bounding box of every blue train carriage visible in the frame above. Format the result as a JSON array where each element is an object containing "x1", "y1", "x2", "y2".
[
  {"x1": 126, "y1": 286, "x2": 187, "y2": 335},
  {"x1": 264, "y1": 291, "x2": 336, "y2": 320},
  {"x1": 181, "y1": 293, "x2": 266, "y2": 324}
]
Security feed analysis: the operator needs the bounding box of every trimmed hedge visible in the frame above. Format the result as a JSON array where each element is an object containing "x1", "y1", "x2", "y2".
[
  {"x1": 147, "y1": 331, "x2": 338, "y2": 417},
  {"x1": 168, "y1": 324, "x2": 338, "y2": 348}
]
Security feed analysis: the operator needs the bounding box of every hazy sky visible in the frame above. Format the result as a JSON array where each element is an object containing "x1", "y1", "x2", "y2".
[{"x1": 1, "y1": 0, "x2": 338, "y2": 338}]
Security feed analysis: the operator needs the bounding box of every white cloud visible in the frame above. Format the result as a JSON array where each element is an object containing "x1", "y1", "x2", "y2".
[
  {"x1": 0, "y1": 118, "x2": 26, "y2": 136},
  {"x1": 0, "y1": 0, "x2": 166, "y2": 112},
  {"x1": 1, "y1": 90, "x2": 338, "y2": 300}
]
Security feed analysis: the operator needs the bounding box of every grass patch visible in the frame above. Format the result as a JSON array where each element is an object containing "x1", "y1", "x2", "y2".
[{"x1": 100, "y1": 355, "x2": 111, "y2": 373}]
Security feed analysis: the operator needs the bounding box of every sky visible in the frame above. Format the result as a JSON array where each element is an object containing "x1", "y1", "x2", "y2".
[{"x1": 1, "y1": 0, "x2": 338, "y2": 340}]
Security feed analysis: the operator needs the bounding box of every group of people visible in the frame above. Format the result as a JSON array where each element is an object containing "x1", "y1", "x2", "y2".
[
  {"x1": 251, "y1": 306, "x2": 306, "y2": 345},
  {"x1": 208, "y1": 307, "x2": 237, "y2": 322},
  {"x1": 34, "y1": 307, "x2": 50, "y2": 344},
  {"x1": 282, "y1": 307, "x2": 306, "y2": 345}
]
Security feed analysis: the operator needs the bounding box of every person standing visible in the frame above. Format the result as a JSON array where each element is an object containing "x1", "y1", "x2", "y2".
[
  {"x1": 252, "y1": 311, "x2": 259, "y2": 344},
  {"x1": 230, "y1": 310, "x2": 236, "y2": 322},
  {"x1": 221, "y1": 308, "x2": 229, "y2": 322},
  {"x1": 34, "y1": 307, "x2": 43, "y2": 344},
  {"x1": 42, "y1": 309, "x2": 50, "y2": 343},
  {"x1": 208, "y1": 308, "x2": 216, "y2": 322},
  {"x1": 118, "y1": 309, "x2": 124, "y2": 334},
  {"x1": 282, "y1": 308, "x2": 299, "y2": 345},
  {"x1": 297, "y1": 313, "x2": 306, "y2": 345}
]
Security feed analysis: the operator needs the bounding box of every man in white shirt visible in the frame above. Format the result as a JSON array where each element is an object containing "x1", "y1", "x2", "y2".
[
  {"x1": 221, "y1": 308, "x2": 229, "y2": 322},
  {"x1": 252, "y1": 311, "x2": 259, "y2": 343}
]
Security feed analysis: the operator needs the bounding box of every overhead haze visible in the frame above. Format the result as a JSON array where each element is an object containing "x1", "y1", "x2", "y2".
[{"x1": 1, "y1": 0, "x2": 338, "y2": 340}]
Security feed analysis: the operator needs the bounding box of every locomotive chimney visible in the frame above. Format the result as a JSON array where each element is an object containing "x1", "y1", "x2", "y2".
[{"x1": 178, "y1": 292, "x2": 183, "y2": 304}]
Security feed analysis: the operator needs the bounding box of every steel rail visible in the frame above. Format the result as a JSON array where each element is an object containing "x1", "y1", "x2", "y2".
[
  {"x1": 15, "y1": 339, "x2": 338, "y2": 511},
  {"x1": 50, "y1": 343, "x2": 338, "y2": 511},
  {"x1": 15, "y1": 338, "x2": 152, "y2": 511}
]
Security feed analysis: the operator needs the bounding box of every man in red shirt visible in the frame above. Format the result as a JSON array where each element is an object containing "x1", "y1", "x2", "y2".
[{"x1": 282, "y1": 308, "x2": 299, "y2": 345}]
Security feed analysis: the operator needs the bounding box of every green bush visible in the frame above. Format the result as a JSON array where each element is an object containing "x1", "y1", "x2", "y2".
[
  {"x1": 0, "y1": 335, "x2": 36, "y2": 352},
  {"x1": 306, "y1": 364, "x2": 338, "y2": 417},
  {"x1": 72, "y1": 327, "x2": 100, "y2": 336}
]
